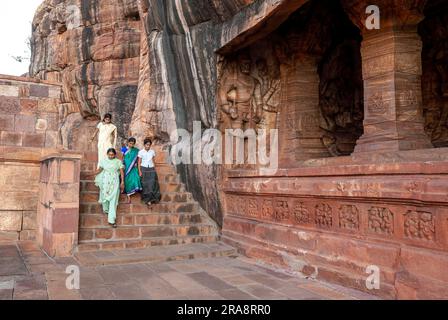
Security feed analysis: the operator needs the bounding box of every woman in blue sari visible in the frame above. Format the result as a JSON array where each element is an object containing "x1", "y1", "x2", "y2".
[{"x1": 123, "y1": 137, "x2": 142, "y2": 203}]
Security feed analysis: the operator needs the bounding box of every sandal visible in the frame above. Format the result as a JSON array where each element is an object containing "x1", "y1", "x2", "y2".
[{"x1": 109, "y1": 222, "x2": 118, "y2": 228}]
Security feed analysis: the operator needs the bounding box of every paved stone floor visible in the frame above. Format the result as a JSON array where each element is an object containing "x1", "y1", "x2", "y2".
[{"x1": 0, "y1": 241, "x2": 379, "y2": 300}]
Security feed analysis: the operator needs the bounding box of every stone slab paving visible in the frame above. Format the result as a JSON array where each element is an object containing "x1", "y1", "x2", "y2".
[
  {"x1": 0, "y1": 241, "x2": 381, "y2": 300},
  {"x1": 75, "y1": 242, "x2": 236, "y2": 266}
]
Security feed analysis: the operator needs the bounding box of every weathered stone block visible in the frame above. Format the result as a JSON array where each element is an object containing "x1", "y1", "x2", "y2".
[
  {"x1": 52, "y1": 183, "x2": 79, "y2": 203},
  {"x1": 0, "y1": 231, "x2": 19, "y2": 241},
  {"x1": 20, "y1": 230, "x2": 36, "y2": 241},
  {"x1": 14, "y1": 114, "x2": 36, "y2": 133},
  {"x1": 45, "y1": 131, "x2": 59, "y2": 148},
  {"x1": 48, "y1": 159, "x2": 59, "y2": 183},
  {"x1": 39, "y1": 162, "x2": 49, "y2": 183},
  {"x1": 0, "y1": 131, "x2": 22, "y2": 146},
  {"x1": 79, "y1": 230, "x2": 94, "y2": 241},
  {"x1": 0, "y1": 85, "x2": 19, "y2": 97},
  {"x1": 53, "y1": 233, "x2": 75, "y2": 257},
  {"x1": 22, "y1": 133, "x2": 45, "y2": 148},
  {"x1": 115, "y1": 228, "x2": 140, "y2": 239},
  {"x1": 29, "y1": 85, "x2": 49, "y2": 98},
  {"x1": 22, "y1": 211, "x2": 37, "y2": 230},
  {"x1": 20, "y1": 99, "x2": 38, "y2": 113},
  {"x1": 48, "y1": 87, "x2": 61, "y2": 99},
  {"x1": 95, "y1": 229, "x2": 113, "y2": 240},
  {"x1": 37, "y1": 98, "x2": 58, "y2": 113},
  {"x1": 0, "y1": 115, "x2": 15, "y2": 131},
  {"x1": 52, "y1": 208, "x2": 79, "y2": 233},
  {"x1": 0, "y1": 97, "x2": 20, "y2": 114},
  {"x1": 18, "y1": 85, "x2": 30, "y2": 98},
  {"x1": 59, "y1": 160, "x2": 75, "y2": 183},
  {"x1": 40, "y1": 113, "x2": 58, "y2": 131},
  {"x1": 0, "y1": 211, "x2": 22, "y2": 231},
  {"x1": 35, "y1": 119, "x2": 48, "y2": 131},
  {"x1": 0, "y1": 191, "x2": 38, "y2": 211}
]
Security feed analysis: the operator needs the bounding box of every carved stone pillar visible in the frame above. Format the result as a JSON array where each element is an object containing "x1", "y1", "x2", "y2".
[
  {"x1": 278, "y1": 50, "x2": 330, "y2": 167},
  {"x1": 342, "y1": 0, "x2": 432, "y2": 153}
]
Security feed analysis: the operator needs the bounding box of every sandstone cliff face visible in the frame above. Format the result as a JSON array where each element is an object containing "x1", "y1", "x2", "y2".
[
  {"x1": 30, "y1": 0, "x2": 142, "y2": 151},
  {"x1": 30, "y1": 0, "x2": 258, "y2": 225}
]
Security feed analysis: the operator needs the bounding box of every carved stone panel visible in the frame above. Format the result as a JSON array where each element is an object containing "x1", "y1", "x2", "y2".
[
  {"x1": 247, "y1": 198, "x2": 260, "y2": 218},
  {"x1": 315, "y1": 203, "x2": 333, "y2": 228},
  {"x1": 262, "y1": 199, "x2": 274, "y2": 220},
  {"x1": 339, "y1": 205, "x2": 360, "y2": 230},
  {"x1": 368, "y1": 207, "x2": 394, "y2": 235},
  {"x1": 404, "y1": 210, "x2": 436, "y2": 241},
  {"x1": 293, "y1": 201, "x2": 310, "y2": 224},
  {"x1": 273, "y1": 199, "x2": 290, "y2": 222}
]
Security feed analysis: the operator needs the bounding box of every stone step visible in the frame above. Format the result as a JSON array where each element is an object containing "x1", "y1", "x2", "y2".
[
  {"x1": 80, "y1": 171, "x2": 180, "y2": 182},
  {"x1": 79, "y1": 191, "x2": 193, "y2": 204},
  {"x1": 80, "y1": 180, "x2": 185, "y2": 193},
  {"x1": 79, "y1": 201, "x2": 200, "y2": 214},
  {"x1": 76, "y1": 234, "x2": 220, "y2": 252},
  {"x1": 82, "y1": 148, "x2": 171, "y2": 164},
  {"x1": 81, "y1": 162, "x2": 173, "y2": 173},
  {"x1": 74, "y1": 242, "x2": 236, "y2": 267},
  {"x1": 79, "y1": 223, "x2": 217, "y2": 242},
  {"x1": 81, "y1": 163, "x2": 176, "y2": 174},
  {"x1": 79, "y1": 212, "x2": 204, "y2": 228}
]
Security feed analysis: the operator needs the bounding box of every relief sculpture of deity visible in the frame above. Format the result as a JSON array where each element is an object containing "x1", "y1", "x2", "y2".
[
  {"x1": 218, "y1": 52, "x2": 281, "y2": 134},
  {"x1": 218, "y1": 52, "x2": 262, "y2": 131}
]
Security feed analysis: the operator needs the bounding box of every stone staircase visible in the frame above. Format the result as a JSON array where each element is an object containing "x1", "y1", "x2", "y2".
[{"x1": 74, "y1": 148, "x2": 235, "y2": 265}]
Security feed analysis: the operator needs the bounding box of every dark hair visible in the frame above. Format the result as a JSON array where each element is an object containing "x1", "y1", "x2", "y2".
[
  {"x1": 107, "y1": 148, "x2": 117, "y2": 155},
  {"x1": 104, "y1": 113, "x2": 112, "y2": 121},
  {"x1": 128, "y1": 137, "x2": 136, "y2": 144},
  {"x1": 144, "y1": 138, "x2": 152, "y2": 145}
]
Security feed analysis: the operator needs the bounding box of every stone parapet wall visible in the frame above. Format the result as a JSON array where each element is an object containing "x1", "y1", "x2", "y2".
[
  {"x1": 0, "y1": 75, "x2": 62, "y2": 241},
  {"x1": 0, "y1": 147, "x2": 55, "y2": 241}
]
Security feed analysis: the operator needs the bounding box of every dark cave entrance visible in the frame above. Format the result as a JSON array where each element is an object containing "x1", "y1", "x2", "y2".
[{"x1": 419, "y1": 0, "x2": 448, "y2": 148}]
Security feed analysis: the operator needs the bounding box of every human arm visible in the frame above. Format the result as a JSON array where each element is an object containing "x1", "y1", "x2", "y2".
[
  {"x1": 138, "y1": 157, "x2": 143, "y2": 177},
  {"x1": 94, "y1": 167, "x2": 103, "y2": 175},
  {"x1": 120, "y1": 167, "x2": 125, "y2": 192},
  {"x1": 262, "y1": 79, "x2": 281, "y2": 112}
]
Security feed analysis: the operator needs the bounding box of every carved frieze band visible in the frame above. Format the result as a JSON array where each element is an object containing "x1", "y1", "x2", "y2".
[{"x1": 225, "y1": 194, "x2": 439, "y2": 244}]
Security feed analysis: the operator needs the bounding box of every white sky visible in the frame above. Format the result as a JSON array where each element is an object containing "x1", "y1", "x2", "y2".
[{"x1": 0, "y1": 0, "x2": 43, "y2": 76}]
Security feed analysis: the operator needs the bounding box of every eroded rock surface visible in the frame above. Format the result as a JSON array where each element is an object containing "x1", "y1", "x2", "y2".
[{"x1": 30, "y1": 0, "x2": 261, "y2": 225}]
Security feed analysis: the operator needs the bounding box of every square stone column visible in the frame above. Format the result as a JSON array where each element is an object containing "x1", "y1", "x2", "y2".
[
  {"x1": 342, "y1": 0, "x2": 433, "y2": 154},
  {"x1": 354, "y1": 30, "x2": 433, "y2": 153},
  {"x1": 278, "y1": 53, "x2": 330, "y2": 167},
  {"x1": 37, "y1": 152, "x2": 82, "y2": 257}
]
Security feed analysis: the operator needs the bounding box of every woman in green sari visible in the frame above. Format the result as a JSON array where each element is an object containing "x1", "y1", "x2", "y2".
[
  {"x1": 122, "y1": 137, "x2": 142, "y2": 203},
  {"x1": 94, "y1": 148, "x2": 125, "y2": 228}
]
